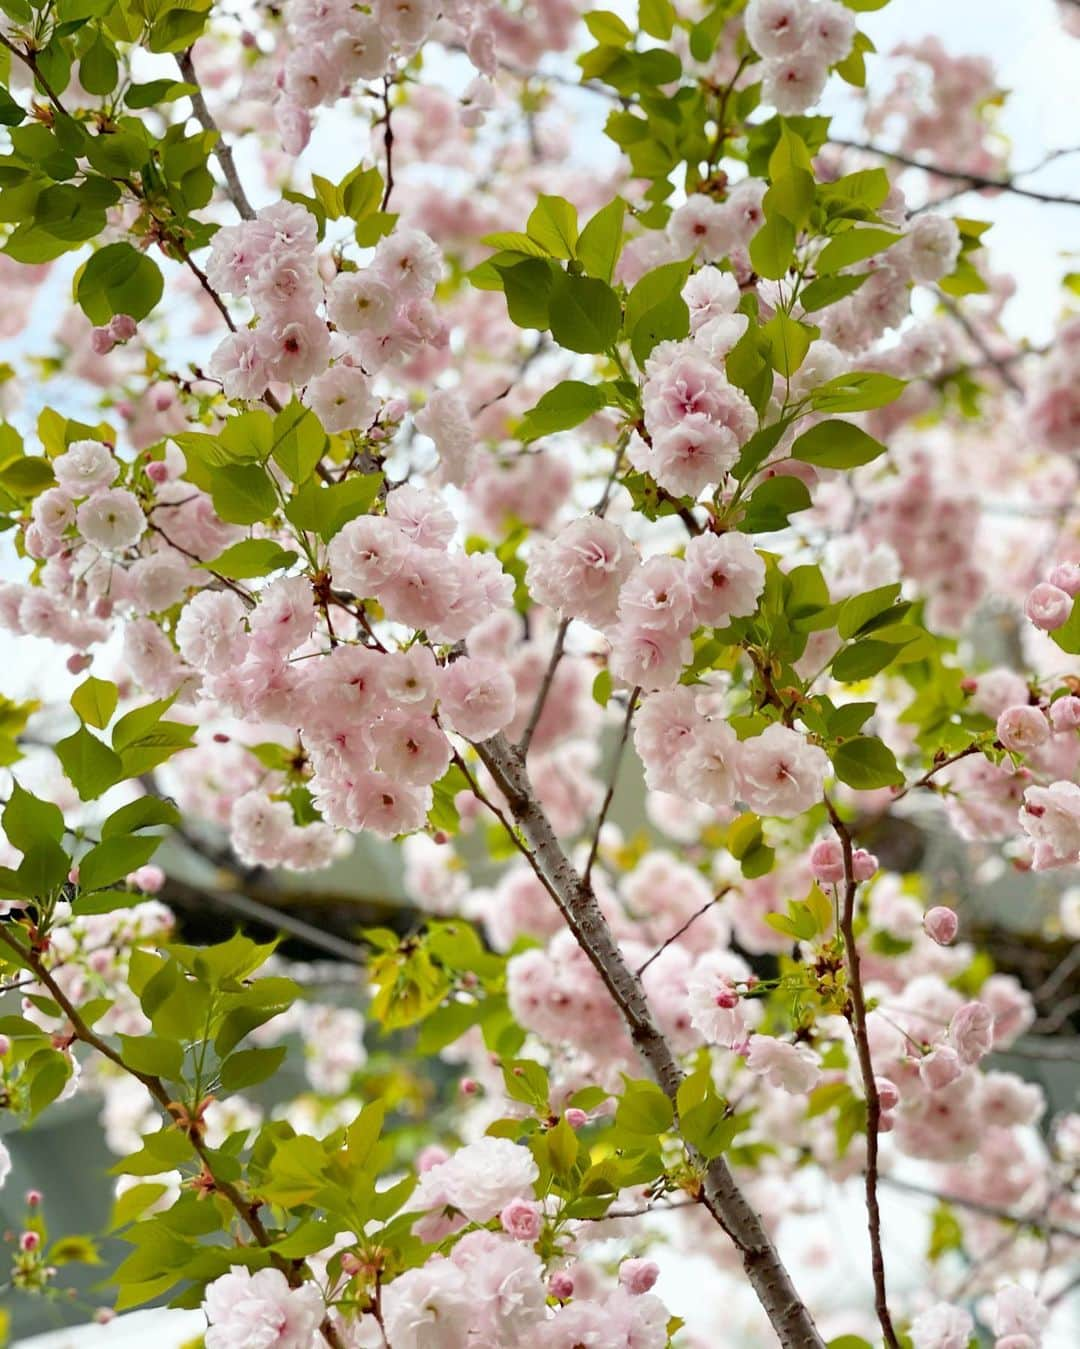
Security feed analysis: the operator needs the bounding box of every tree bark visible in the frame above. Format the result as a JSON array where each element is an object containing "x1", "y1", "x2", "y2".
[{"x1": 474, "y1": 733, "x2": 825, "y2": 1348}]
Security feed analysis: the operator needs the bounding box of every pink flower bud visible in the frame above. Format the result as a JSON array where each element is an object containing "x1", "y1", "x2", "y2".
[
  {"x1": 20, "y1": 1231, "x2": 40, "y2": 1251},
  {"x1": 0, "y1": 1035, "x2": 10, "y2": 1055},
  {"x1": 924, "y1": 906, "x2": 959, "y2": 946},
  {"x1": 339, "y1": 1253, "x2": 363, "y2": 1276},
  {"x1": 146, "y1": 461, "x2": 169, "y2": 485},
  {"x1": 996, "y1": 705, "x2": 1049, "y2": 754},
  {"x1": 874, "y1": 1076, "x2": 900, "y2": 1111},
  {"x1": 500, "y1": 1197, "x2": 542, "y2": 1242},
  {"x1": 108, "y1": 314, "x2": 137, "y2": 342},
  {"x1": 1050, "y1": 695, "x2": 1080, "y2": 731},
  {"x1": 460, "y1": 1077, "x2": 479, "y2": 1096},
  {"x1": 564, "y1": 1108, "x2": 588, "y2": 1130},
  {"x1": 919, "y1": 1046, "x2": 964, "y2": 1091},
  {"x1": 65, "y1": 653, "x2": 92, "y2": 675},
  {"x1": 1048, "y1": 562, "x2": 1080, "y2": 597},
  {"x1": 852, "y1": 848, "x2": 878, "y2": 882},
  {"x1": 809, "y1": 838, "x2": 845, "y2": 884},
  {"x1": 960, "y1": 676, "x2": 977, "y2": 693},
  {"x1": 92, "y1": 1308, "x2": 116, "y2": 1325},
  {"x1": 619, "y1": 1258, "x2": 660, "y2": 1295},
  {"x1": 67, "y1": 866, "x2": 80, "y2": 885},
  {"x1": 128, "y1": 864, "x2": 164, "y2": 894},
  {"x1": 1025, "y1": 582, "x2": 1071, "y2": 631},
  {"x1": 90, "y1": 326, "x2": 116, "y2": 355},
  {"x1": 92, "y1": 597, "x2": 113, "y2": 620},
  {"x1": 549, "y1": 1272, "x2": 574, "y2": 1300},
  {"x1": 26, "y1": 1190, "x2": 42, "y2": 1207}
]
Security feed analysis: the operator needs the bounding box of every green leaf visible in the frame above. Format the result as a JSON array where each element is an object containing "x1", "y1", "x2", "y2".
[
  {"x1": 284, "y1": 473, "x2": 383, "y2": 542},
  {"x1": 741, "y1": 476, "x2": 812, "y2": 533},
  {"x1": 548, "y1": 273, "x2": 621, "y2": 354},
  {"x1": 207, "y1": 463, "x2": 278, "y2": 526},
  {"x1": 71, "y1": 676, "x2": 118, "y2": 729},
  {"x1": 624, "y1": 258, "x2": 692, "y2": 334},
  {"x1": 77, "y1": 834, "x2": 161, "y2": 892},
  {"x1": 837, "y1": 584, "x2": 903, "y2": 638},
  {"x1": 584, "y1": 9, "x2": 634, "y2": 45},
  {"x1": 830, "y1": 736, "x2": 903, "y2": 789},
  {"x1": 79, "y1": 33, "x2": 118, "y2": 96},
  {"x1": 3, "y1": 782, "x2": 64, "y2": 853},
  {"x1": 124, "y1": 79, "x2": 197, "y2": 109},
  {"x1": 75, "y1": 242, "x2": 163, "y2": 323},
  {"x1": 203, "y1": 539, "x2": 298, "y2": 580},
  {"x1": 639, "y1": 0, "x2": 675, "y2": 38},
  {"x1": 526, "y1": 195, "x2": 579, "y2": 258},
  {"x1": 816, "y1": 227, "x2": 902, "y2": 275},
  {"x1": 19, "y1": 840, "x2": 70, "y2": 898},
  {"x1": 766, "y1": 126, "x2": 815, "y2": 230},
  {"x1": 1051, "y1": 598, "x2": 1080, "y2": 655},
  {"x1": 495, "y1": 257, "x2": 558, "y2": 330},
  {"x1": 271, "y1": 400, "x2": 327, "y2": 483},
  {"x1": 102, "y1": 797, "x2": 180, "y2": 840},
  {"x1": 831, "y1": 639, "x2": 901, "y2": 682},
  {"x1": 576, "y1": 197, "x2": 625, "y2": 282},
  {"x1": 749, "y1": 213, "x2": 795, "y2": 281},
  {"x1": 761, "y1": 311, "x2": 816, "y2": 377},
  {"x1": 811, "y1": 371, "x2": 906, "y2": 412},
  {"x1": 116, "y1": 1034, "x2": 184, "y2": 1079},
  {"x1": 517, "y1": 381, "x2": 609, "y2": 441},
  {"x1": 55, "y1": 726, "x2": 124, "y2": 800},
  {"x1": 790, "y1": 420, "x2": 886, "y2": 469},
  {"x1": 799, "y1": 272, "x2": 869, "y2": 312},
  {"x1": 615, "y1": 1079, "x2": 674, "y2": 1136},
  {"x1": 220, "y1": 1045, "x2": 288, "y2": 1091},
  {"x1": 827, "y1": 701, "x2": 876, "y2": 738}
]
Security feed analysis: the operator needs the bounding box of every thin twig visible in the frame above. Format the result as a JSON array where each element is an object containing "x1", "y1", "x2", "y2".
[
  {"x1": 636, "y1": 891, "x2": 729, "y2": 978},
  {"x1": 517, "y1": 618, "x2": 569, "y2": 756},
  {"x1": 827, "y1": 796, "x2": 900, "y2": 1349},
  {"x1": 582, "y1": 687, "x2": 640, "y2": 889},
  {"x1": 891, "y1": 743, "x2": 984, "y2": 802},
  {"x1": 830, "y1": 137, "x2": 1080, "y2": 208},
  {"x1": 380, "y1": 77, "x2": 395, "y2": 211},
  {"x1": 936, "y1": 290, "x2": 1025, "y2": 397},
  {"x1": 880, "y1": 1175, "x2": 1080, "y2": 1240},
  {"x1": 176, "y1": 48, "x2": 256, "y2": 221}
]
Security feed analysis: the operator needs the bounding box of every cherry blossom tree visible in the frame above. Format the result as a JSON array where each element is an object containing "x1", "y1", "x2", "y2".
[{"x1": 0, "y1": 0, "x2": 1077, "y2": 1346}]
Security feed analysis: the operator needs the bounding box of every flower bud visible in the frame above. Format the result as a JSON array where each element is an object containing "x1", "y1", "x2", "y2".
[
  {"x1": 146, "y1": 461, "x2": 169, "y2": 485},
  {"x1": 1050, "y1": 695, "x2": 1080, "y2": 731},
  {"x1": 108, "y1": 314, "x2": 137, "y2": 342},
  {"x1": 564, "y1": 1108, "x2": 588, "y2": 1130},
  {"x1": 619, "y1": 1258, "x2": 660, "y2": 1295},
  {"x1": 500, "y1": 1197, "x2": 541, "y2": 1242},
  {"x1": 1025, "y1": 582, "x2": 1071, "y2": 631},
  {"x1": 923, "y1": 906, "x2": 959, "y2": 945},
  {"x1": 996, "y1": 705, "x2": 1049, "y2": 754},
  {"x1": 809, "y1": 838, "x2": 845, "y2": 884},
  {"x1": 90, "y1": 327, "x2": 116, "y2": 356},
  {"x1": 1048, "y1": 561, "x2": 1080, "y2": 596},
  {"x1": 852, "y1": 848, "x2": 878, "y2": 882},
  {"x1": 875, "y1": 1076, "x2": 900, "y2": 1111},
  {"x1": 549, "y1": 1272, "x2": 574, "y2": 1300}
]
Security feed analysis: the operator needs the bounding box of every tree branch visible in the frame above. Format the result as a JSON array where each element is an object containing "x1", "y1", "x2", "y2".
[
  {"x1": 830, "y1": 137, "x2": 1080, "y2": 208},
  {"x1": 176, "y1": 48, "x2": 256, "y2": 221},
  {"x1": 826, "y1": 796, "x2": 900, "y2": 1349},
  {"x1": 471, "y1": 732, "x2": 825, "y2": 1348}
]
